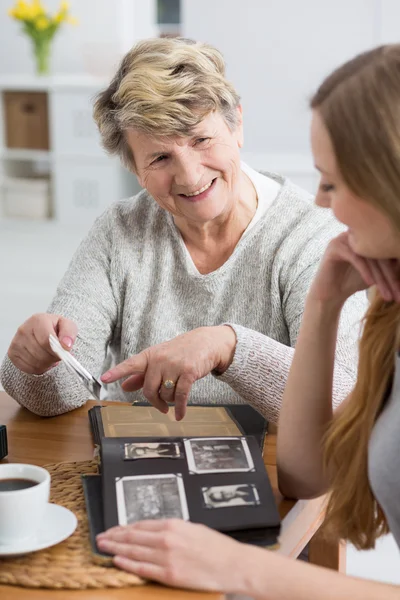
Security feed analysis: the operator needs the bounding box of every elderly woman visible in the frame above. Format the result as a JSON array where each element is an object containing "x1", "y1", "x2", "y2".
[{"x1": 0, "y1": 37, "x2": 365, "y2": 420}]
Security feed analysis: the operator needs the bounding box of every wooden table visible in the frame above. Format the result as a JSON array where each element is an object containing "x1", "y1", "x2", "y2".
[{"x1": 0, "y1": 392, "x2": 345, "y2": 599}]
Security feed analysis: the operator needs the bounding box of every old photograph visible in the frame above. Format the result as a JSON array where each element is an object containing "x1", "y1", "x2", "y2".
[
  {"x1": 184, "y1": 437, "x2": 254, "y2": 474},
  {"x1": 123, "y1": 442, "x2": 181, "y2": 460},
  {"x1": 202, "y1": 484, "x2": 260, "y2": 509},
  {"x1": 116, "y1": 473, "x2": 189, "y2": 525}
]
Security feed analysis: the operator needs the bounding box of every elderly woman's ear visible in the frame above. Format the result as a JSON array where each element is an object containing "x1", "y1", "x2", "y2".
[{"x1": 235, "y1": 104, "x2": 244, "y2": 149}]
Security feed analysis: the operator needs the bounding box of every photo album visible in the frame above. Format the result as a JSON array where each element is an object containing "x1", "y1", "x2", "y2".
[{"x1": 83, "y1": 403, "x2": 281, "y2": 564}]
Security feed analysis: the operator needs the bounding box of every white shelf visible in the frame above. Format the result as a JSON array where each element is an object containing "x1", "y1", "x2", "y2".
[
  {"x1": 0, "y1": 74, "x2": 109, "y2": 92},
  {"x1": 1, "y1": 149, "x2": 52, "y2": 161},
  {"x1": 0, "y1": 75, "x2": 137, "y2": 224}
]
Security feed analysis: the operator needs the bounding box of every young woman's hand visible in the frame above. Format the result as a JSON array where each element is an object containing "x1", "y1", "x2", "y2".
[
  {"x1": 310, "y1": 232, "x2": 400, "y2": 306},
  {"x1": 96, "y1": 519, "x2": 247, "y2": 593}
]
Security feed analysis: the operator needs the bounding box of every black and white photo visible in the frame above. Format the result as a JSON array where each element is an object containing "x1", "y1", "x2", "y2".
[
  {"x1": 123, "y1": 442, "x2": 181, "y2": 460},
  {"x1": 116, "y1": 474, "x2": 189, "y2": 525},
  {"x1": 202, "y1": 484, "x2": 260, "y2": 509},
  {"x1": 184, "y1": 437, "x2": 254, "y2": 474}
]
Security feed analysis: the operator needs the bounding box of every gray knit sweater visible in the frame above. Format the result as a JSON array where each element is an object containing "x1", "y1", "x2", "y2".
[{"x1": 0, "y1": 172, "x2": 367, "y2": 423}]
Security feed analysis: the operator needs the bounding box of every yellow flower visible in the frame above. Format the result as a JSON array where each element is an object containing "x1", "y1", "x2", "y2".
[
  {"x1": 8, "y1": 0, "x2": 78, "y2": 28},
  {"x1": 35, "y1": 14, "x2": 49, "y2": 29},
  {"x1": 32, "y1": 0, "x2": 45, "y2": 16},
  {"x1": 17, "y1": 0, "x2": 29, "y2": 14},
  {"x1": 22, "y1": 7, "x2": 36, "y2": 20},
  {"x1": 53, "y1": 0, "x2": 69, "y2": 23},
  {"x1": 8, "y1": 0, "x2": 30, "y2": 20},
  {"x1": 8, "y1": 0, "x2": 46, "y2": 21},
  {"x1": 10, "y1": 0, "x2": 28, "y2": 20},
  {"x1": 53, "y1": 11, "x2": 63, "y2": 23}
]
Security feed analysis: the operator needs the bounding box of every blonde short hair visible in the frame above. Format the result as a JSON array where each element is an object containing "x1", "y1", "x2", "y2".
[{"x1": 93, "y1": 37, "x2": 241, "y2": 169}]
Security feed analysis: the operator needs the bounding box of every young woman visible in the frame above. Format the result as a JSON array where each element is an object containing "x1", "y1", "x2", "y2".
[{"x1": 96, "y1": 44, "x2": 400, "y2": 599}]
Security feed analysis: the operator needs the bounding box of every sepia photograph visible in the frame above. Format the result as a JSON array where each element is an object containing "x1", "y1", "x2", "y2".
[
  {"x1": 116, "y1": 473, "x2": 189, "y2": 525},
  {"x1": 202, "y1": 484, "x2": 260, "y2": 509},
  {"x1": 184, "y1": 437, "x2": 254, "y2": 474},
  {"x1": 123, "y1": 441, "x2": 181, "y2": 460}
]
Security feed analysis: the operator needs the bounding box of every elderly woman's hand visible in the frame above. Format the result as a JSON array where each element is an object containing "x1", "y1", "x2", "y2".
[
  {"x1": 96, "y1": 519, "x2": 247, "y2": 593},
  {"x1": 101, "y1": 325, "x2": 236, "y2": 420},
  {"x1": 7, "y1": 313, "x2": 78, "y2": 375}
]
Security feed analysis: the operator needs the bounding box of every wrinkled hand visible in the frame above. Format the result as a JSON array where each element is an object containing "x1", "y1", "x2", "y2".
[
  {"x1": 96, "y1": 519, "x2": 246, "y2": 593},
  {"x1": 101, "y1": 326, "x2": 236, "y2": 420},
  {"x1": 310, "y1": 232, "x2": 400, "y2": 306},
  {"x1": 7, "y1": 313, "x2": 78, "y2": 375}
]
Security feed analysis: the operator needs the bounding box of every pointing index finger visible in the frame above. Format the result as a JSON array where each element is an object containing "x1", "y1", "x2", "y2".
[{"x1": 101, "y1": 353, "x2": 148, "y2": 383}]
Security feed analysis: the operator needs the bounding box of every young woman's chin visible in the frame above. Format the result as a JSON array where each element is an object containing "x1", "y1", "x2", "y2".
[
  {"x1": 347, "y1": 229, "x2": 364, "y2": 254},
  {"x1": 349, "y1": 230, "x2": 400, "y2": 261}
]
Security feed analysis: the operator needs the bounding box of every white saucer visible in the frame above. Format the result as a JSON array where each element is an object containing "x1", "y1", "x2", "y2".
[{"x1": 0, "y1": 503, "x2": 77, "y2": 557}]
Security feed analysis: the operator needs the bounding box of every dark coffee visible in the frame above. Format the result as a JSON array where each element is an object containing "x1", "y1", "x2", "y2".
[{"x1": 0, "y1": 478, "x2": 38, "y2": 491}]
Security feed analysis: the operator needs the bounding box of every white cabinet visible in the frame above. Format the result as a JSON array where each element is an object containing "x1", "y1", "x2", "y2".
[
  {"x1": 53, "y1": 157, "x2": 132, "y2": 226},
  {"x1": 0, "y1": 75, "x2": 140, "y2": 225},
  {"x1": 50, "y1": 88, "x2": 105, "y2": 158}
]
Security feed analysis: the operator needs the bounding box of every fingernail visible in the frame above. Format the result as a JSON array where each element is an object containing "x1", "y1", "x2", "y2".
[
  {"x1": 101, "y1": 372, "x2": 112, "y2": 382},
  {"x1": 61, "y1": 336, "x2": 73, "y2": 349}
]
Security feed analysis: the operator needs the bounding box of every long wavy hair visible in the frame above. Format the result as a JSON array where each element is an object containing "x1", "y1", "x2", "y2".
[{"x1": 311, "y1": 45, "x2": 400, "y2": 549}]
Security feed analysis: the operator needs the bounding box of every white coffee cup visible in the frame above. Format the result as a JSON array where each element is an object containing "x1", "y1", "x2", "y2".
[{"x1": 0, "y1": 463, "x2": 50, "y2": 545}]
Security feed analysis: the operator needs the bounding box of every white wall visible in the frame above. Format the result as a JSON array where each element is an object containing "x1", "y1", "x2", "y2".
[
  {"x1": 118, "y1": 0, "x2": 157, "y2": 55},
  {"x1": 0, "y1": 0, "x2": 157, "y2": 77},
  {"x1": 182, "y1": 0, "x2": 399, "y2": 194},
  {"x1": 182, "y1": 0, "x2": 400, "y2": 585},
  {"x1": 184, "y1": 0, "x2": 377, "y2": 155}
]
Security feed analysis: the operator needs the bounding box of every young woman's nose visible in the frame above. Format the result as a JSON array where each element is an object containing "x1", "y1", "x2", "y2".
[{"x1": 315, "y1": 190, "x2": 331, "y2": 209}]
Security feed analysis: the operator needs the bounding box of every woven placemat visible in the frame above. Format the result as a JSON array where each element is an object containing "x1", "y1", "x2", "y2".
[{"x1": 0, "y1": 459, "x2": 143, "y2": 589}]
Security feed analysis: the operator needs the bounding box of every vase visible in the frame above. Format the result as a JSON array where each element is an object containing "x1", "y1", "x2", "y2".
[{"x1": 32, "y1": 38, "x2": 52, "y2": 76}]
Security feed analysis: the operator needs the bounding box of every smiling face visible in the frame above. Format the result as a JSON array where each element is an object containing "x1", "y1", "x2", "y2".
[
  {"x1": 311, "y1": 110, "x2": 400, "y2": 260},
  {"x1": 126, "y1": 110, "x2": 244, "y2": 225}
]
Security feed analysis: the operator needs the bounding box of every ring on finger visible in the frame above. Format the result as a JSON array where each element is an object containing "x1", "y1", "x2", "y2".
[{"x1": 162, "y1": 379, "x2": 176, "y2": 390}]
